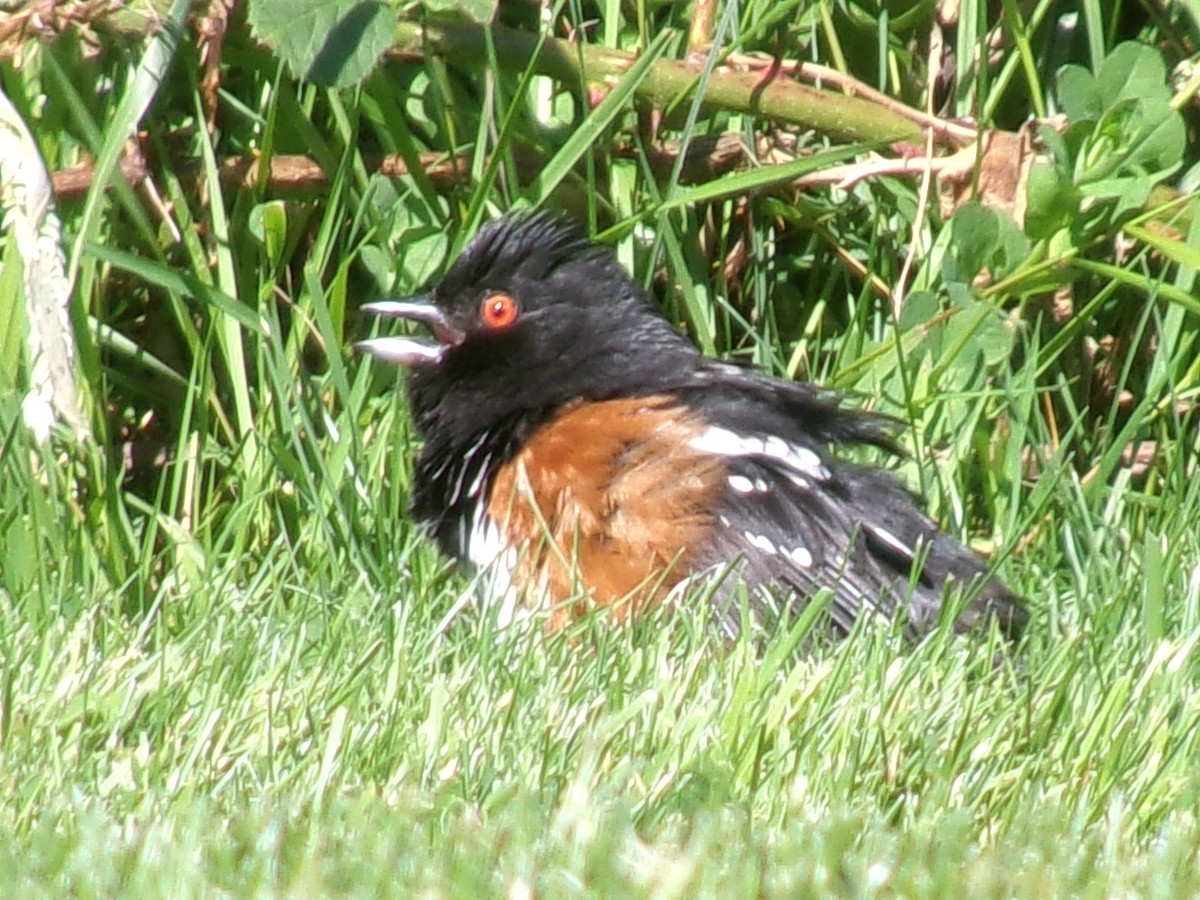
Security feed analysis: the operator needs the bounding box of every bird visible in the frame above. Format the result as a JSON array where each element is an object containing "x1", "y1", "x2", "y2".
[{"x1": 356, "y1": 212, "x2": 1027, "y2": 641}]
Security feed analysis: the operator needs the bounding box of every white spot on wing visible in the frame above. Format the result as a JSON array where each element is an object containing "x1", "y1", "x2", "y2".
[
  {"x1": 688, "y1": 426, "x2": 760, "y2": 457},
  {"x1": 789, "y1": 546, "x2": 813, "y2": 567},
  {"x1": 745, "y1": 532, "x2": 777, "y2": 555},
  {"x1": 728, "y1": 474, "x2": 755, "y2": 494},
  {"x1": 689, "y1": 426, "x2": 829, "y2": 480},
  {"x1": 865, "y1": 523, "x2": 914, "y2": 561},
  {"x1": 783, "y1": 472, "x2": 810, "y2": 490},
  {"x1": 762, "y1": 435, "x2": 792, "y2": 459}
]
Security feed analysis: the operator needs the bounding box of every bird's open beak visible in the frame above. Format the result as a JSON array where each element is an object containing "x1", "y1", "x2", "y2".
[{"x1": 355, "y1": 296, "x2": 464, "y2": 368}]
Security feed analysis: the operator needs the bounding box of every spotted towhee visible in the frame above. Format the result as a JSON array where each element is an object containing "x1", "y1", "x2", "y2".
[{"x1": 357, "y1": 213, "x2": 1027, "y2": 640}]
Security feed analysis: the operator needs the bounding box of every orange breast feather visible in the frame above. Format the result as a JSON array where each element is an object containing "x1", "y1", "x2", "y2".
[{"x1": 486, "y1": 396, "x2": 725, "y2": 629}]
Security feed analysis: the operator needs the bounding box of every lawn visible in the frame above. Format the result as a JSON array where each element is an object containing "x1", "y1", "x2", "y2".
[{"x1": 2, "y1": 0, "x2": 1200, "y2": 896}]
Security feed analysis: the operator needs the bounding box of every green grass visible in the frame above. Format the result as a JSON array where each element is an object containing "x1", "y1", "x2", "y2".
[
  {"x1": 3, "y1": 493, "x2": 1200, "y2": 896},
  {"x1": 3, "y1": 0, "x2": 1200, "y2": 895}
]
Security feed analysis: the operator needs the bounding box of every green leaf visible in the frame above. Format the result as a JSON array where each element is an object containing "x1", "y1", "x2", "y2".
[
  {"x1": 422, "y1": 0, "x2": 497, "y2": 23},
  {"x1": 945, "y1": 202, "x2": 1000, "y2": 283},
  {"x1": 400, "y1": 71, "x2": 438, "y2": 137},
  {"x1": 1078, "y1": 174, "x2": 1150, "y2": 207},
  {"x1": 1058, "y1": 43, "x2": 1173, "y2": 127},
  {"x1": 1024, "y1": 162, "x2": 1078, "y2": 241},
  {"x1": 400, "y1": 231, "x2": 449, "y2": 287},
  {"x1": 922, "y1": 288, "x2": 1015, "y2": 379},
  {"x1": 897, "y1": 290, "x2": 939, "y2": 332},
  {"x1": 1056, "y1": 64, "x2": 1101, "y2": 122},
  {"x1": 945, "y1": 202, "x2": 1030, "y2": 284},
  {"x1": 1097, "y1": 42, "x2": 1172, "y2": 106},
  {"x1": 247, "y1": 0, "x2": 393, "y2": 89},
  {"x1": 249, "y1": 201, "x2": 289, "y2": 271},
  {"x1": 1123, "y1": 99, "x2": 1187, "y2": 175},
  {"x1": 1037, "y1": 124, "x2": 1072, "y2": 169},
  {"x1": 967, "y1": 303, "x2": 1016, "y2": 368},
  {"x1": 1065, "y1": 43, "x2": 1184, "y2": 196},
  {"x1": 990, "y1": 211, "x2": 1032, "y2": 280},
  {"x1": 359, "y1": 246, "x2": 396, "y2": 294},
  {"x1": 382, "y1": 199, "x2": 450, "y2": 288}
]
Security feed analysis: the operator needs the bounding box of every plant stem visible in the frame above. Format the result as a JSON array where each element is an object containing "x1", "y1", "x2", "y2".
[{"x1": 391, "y1": 20, "x2": 926, "y2": 146}]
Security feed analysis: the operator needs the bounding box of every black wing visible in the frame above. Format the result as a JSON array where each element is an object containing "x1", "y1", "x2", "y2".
[{"x1": 672, "y1": 365, "x2": 1026, "y2": 640}]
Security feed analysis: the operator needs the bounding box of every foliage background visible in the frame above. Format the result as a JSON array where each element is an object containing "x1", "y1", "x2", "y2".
[{"x1": 1, "y1": 0, "x2": 1199, "y2": 894}]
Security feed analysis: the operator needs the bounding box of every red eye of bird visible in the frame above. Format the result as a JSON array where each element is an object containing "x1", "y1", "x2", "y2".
[{"x1": 480, "y1": 293, "x2": 520, "y2": 330}]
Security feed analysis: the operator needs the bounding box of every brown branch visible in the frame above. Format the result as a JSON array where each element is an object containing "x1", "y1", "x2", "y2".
[
  {"x1": 197, "y1": 0, "x2": 234, "y2": 136},
  {"x1": 731, "y1": 55, "x2": 980, "y2": 148},
  {"x1": 391, "y1": 20, "x2": 927, "y2": 147},
  {"x1": 688, "y1": 0, "x2": 717, "y2": 54},
  {"x1": 50, "y1": 150, "x2": 475, "y2": 200},
  {"x1": 0, "y1": 0, "x2": 172, "y2": 61},
  {"x1": 49, "y1": 136, "x2": 753, "y2": 201}
]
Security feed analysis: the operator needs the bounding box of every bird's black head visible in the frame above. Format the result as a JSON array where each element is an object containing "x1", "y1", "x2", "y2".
[{"x1": 357, "y1": 213, "x2": 696, "y2": 445}]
